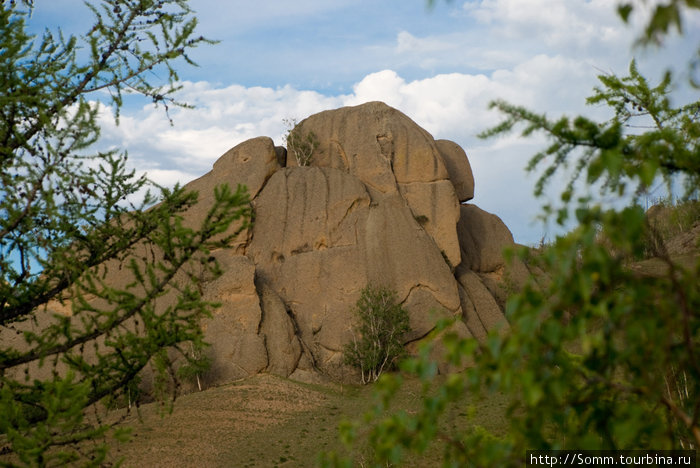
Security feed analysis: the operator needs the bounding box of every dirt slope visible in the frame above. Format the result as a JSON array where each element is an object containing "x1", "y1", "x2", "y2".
[{"x1": 109, "y1": 374, "x2": 341, "y2": 467}]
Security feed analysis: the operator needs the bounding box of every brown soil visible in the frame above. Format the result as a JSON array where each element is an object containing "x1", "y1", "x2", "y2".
[
  {"x1": 104, "y1": 372, "x2": 508, "y2": 467},
  {"x1": 108, "y1": 374, "x2": 341, "y2": 467}
]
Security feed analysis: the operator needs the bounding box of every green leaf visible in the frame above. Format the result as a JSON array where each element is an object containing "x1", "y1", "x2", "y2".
[{"x1": 617, "y1": 4, "x2": 633, "y2": 23}]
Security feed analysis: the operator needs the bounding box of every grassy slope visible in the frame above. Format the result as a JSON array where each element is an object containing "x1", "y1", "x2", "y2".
[{"x1": 107, "y1": 373, "x2": 508, "y2": 467}]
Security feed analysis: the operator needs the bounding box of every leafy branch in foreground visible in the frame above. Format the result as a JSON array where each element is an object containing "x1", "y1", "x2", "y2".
[
  {"x1": 0, "y1": 1, "x2": 250, "y2": 466},
  {"x1": 617, "y1": 0, "x2": 700, "y2": 47},
  {"x1": 479, "y1": 59, "x2": 699, "y2": 208}
]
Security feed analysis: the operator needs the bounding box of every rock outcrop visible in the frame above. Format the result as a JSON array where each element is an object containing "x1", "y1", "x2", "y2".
[
  {"x1": 435, "y1": 139, "x2": 474, "y2": 202},
  {"x1": 169, "y1": 101, "x2": 525, "y2": 385},
  {"x1": 2, "y1": 102, "x2": 528, "y2": 388},
  {"x1": 291, "y1": 103, "x2": 462, "y2": 268}
]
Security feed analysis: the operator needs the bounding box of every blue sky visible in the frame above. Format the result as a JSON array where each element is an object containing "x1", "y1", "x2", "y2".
[{"x1": 27, "y1": 1, "x2": 700, "y2": 244}]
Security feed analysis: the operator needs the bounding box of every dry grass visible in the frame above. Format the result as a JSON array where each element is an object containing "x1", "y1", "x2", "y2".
[{"x1": 103, "y1": 373, "x2": 508, "y2": 467}]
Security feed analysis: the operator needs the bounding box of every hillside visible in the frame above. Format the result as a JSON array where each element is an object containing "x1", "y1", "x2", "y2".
[{"x1": 105, "y1": 373, "x2": 510, "y2": 468}]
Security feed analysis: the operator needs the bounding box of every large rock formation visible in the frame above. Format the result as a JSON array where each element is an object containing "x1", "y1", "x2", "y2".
[
  {"x1": 2, "y1": 102, "x2": 528, "y2": 388},
  {"x1": 171, "y1": 101, "x2": 525, "y2": 385}
]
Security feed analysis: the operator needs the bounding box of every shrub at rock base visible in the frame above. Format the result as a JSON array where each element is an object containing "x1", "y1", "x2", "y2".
[{"x1": 343, "y1": 286, "x2": 410, "y2": 384}]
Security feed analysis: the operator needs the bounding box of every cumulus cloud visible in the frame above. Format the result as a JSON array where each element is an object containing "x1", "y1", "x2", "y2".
[
  {"x1": 346, "y1": 53, "x2": 601, "y2": 141},
  {"x1": 396, "y1": 31, "x2": 450, "y2": 54},
  {"x1": 96, "y1": 84, "x2": 344, "y2": 185},
  {"x1": 463, "y1": 0, "x2": 626, "y2": 53}
]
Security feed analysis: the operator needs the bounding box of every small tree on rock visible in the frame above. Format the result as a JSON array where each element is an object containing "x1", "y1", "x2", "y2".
[
  {"x1": 283, "y1": 118, "x2": 319, "y2": 166},
  {"x1": 343, "y1": 285, "x2": 410, "y2": 384}
]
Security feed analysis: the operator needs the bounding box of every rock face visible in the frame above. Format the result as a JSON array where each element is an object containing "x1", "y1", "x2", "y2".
[
  {"x1": 435, "y1": 139, "x2": 474, "y2": 202},
  {"x1": 292, "y1": 103, "x2": 462, "y2": 268},
  {"x1": 166, "y1": 101, "x2": 525, "y2": 385},
  {"x1": 1, "y1": 102, "x2": 531, "y2": 391}
]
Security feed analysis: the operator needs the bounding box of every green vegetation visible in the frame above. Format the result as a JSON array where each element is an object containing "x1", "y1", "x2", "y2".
[
  {"x1": 0, "y1": 1, "x2": 250, "y2": 465},
  {"x1": 283, "y1": 117, "x2": 319, "y2": 166},
  {"x1": 323, "y1": 2, "x2": 700, "y2": 466},
  {"x1": 102, "y1": 373, "x2": 509, "y2": 467},
  {"x1": 343, "y1": 285, "x2": 410, "y2": 385}
]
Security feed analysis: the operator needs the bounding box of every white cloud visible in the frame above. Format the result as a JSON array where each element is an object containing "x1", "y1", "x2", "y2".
[
  {"x1": 396, "y1": 31, "x2": 452, "y2": 55},
  {"x1": 345, "y1": 53, "x2": 600, "y2": 141},
  {"x1": 390, "y1": 29, "x2": 530, "y2": 72},
  {"x1": 463, "y1": 0, "x2": 626, "y2": 52},
  {"x1": 346, "y1": 70, "x2": 508, "y2": 139},
  {"x1": 96, "y1": 83, "x2": 344, "y2": 188}
]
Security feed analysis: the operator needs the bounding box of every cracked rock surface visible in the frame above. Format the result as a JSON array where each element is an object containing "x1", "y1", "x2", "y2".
[
  {"x1": 2, "y1": 102, "x2": 531, "y2": 391},
  {"x1": 171, "y1": 102, "x2": 526, "y2": 385}
]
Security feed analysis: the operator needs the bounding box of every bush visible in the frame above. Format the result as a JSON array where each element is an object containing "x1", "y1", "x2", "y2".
[
  {"x1": 283, "y1": 117, "x2": 319, "y2": 166},
  {"x1": 343, "y1": 285, "x2": 410, "y2": 384}
]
